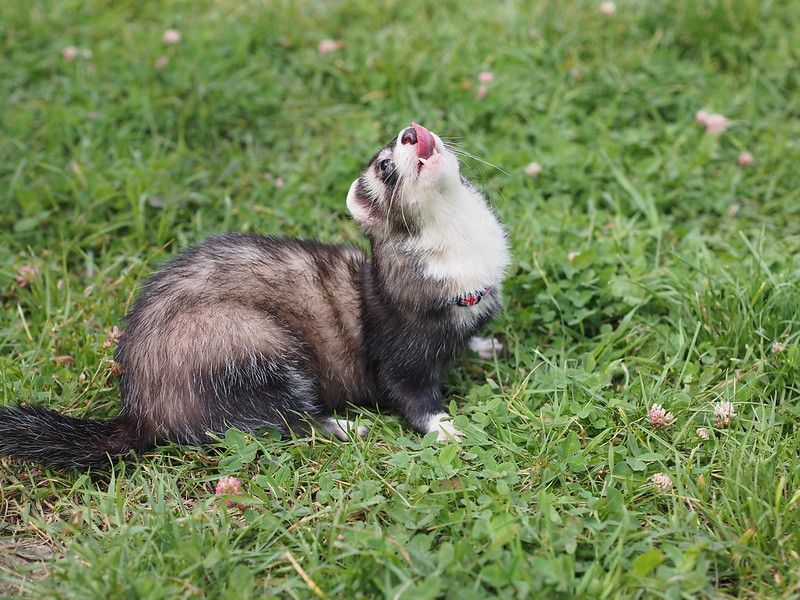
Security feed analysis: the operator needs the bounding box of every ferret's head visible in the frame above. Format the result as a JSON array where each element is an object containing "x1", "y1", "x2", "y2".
[{"x1": 346, "y1": 123, "x2": 463, "y2": 235}]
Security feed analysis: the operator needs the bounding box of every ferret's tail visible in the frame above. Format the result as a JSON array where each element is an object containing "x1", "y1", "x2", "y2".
[{"x1": 0, "y1": 405, "x2": 151, "y2": 469}]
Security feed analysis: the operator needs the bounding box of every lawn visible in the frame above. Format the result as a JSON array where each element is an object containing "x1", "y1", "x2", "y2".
[{"x1": 2, "y1": 0, "x2": 800, "y2": 597}]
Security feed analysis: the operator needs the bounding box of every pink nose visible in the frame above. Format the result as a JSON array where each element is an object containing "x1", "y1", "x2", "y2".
[{"x1": 401, "y1": 127, "x2": 416, "y2": 145}]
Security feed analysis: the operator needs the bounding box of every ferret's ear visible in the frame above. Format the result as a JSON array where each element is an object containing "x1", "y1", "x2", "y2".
[{"x1": 346, "y1": 179, "x2": 380, "y2": 226}]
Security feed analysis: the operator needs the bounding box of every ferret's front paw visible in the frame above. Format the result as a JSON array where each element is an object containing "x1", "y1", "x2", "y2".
[
  {"x1": 469, "y1": 336, "x2": 503, "y2": 360},
  {"x1": 436, "y1": 420, "x2": 463, "y2": 442},
  {"x1": 425, "y1": 413, "x2": 463, "y2": 442}
]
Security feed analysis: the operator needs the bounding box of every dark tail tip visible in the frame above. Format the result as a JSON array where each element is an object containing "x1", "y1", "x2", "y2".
[{"x1": 0, "y1": 405, "x2": 151, "y2": 470}]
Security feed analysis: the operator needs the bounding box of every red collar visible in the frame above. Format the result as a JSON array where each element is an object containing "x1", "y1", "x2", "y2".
[{"x1": 448, "y1": 284, "x2": 495, "y2": 307}]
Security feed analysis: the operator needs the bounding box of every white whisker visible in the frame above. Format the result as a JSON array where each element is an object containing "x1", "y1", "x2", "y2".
[{"x1": 448, "y1": 144, "x2": 509, "y2": 176}]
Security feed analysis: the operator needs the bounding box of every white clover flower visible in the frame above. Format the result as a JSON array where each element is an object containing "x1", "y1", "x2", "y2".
[
  {"x1": 704, "y1": 113, "x2": 729, "y2": 133},
  {"x1": 318, "y1": 38, "x2": 339, "y2": 56},
  {"x1": 524, "y1": 162, "x2": 542, "y2": 177},
  {"x1": 599, "y1": 1, "x2": 616, "y2": 16},
  {"x1": 163, "y1": 29, "x2": 181, "y2": 44},
  {"x1": 713, "y1": 401, "x2": 737, "y2": 428},
  {"x1": 651, "y1": 472, "x2": 672, "y2": 493},
  {"x1": 694, "y1": 110, "x2": 729, "y2": 132},
  {"x1": 647, "y1": 404, "x2": 675, "y2": 430},
  {"x1": 62, "y1": 46, "x2": 79, "y2": 61}
]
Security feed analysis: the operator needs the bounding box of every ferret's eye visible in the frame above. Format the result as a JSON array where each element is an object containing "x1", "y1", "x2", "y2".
[{"x1": 378, "y1": 159, "x2": 393, "y2": 173}]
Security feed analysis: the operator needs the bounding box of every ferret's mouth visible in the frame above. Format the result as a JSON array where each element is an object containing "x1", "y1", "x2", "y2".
[
  {"x1": 399, "y1": 123, "x2": 444, "y2": 175},
  {"x1": 412, "y1": 122, "x2": 436, "y2": 160}
]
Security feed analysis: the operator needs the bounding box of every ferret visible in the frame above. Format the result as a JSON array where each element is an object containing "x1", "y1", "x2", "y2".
[{"x1": 0, "y1": 123, "x2": 510, "y2": 469}]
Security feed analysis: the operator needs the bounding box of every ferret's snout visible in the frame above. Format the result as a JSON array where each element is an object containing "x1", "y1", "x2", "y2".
[{"x1": 400, "y1": 127, "x2": 417, "y2": 146}]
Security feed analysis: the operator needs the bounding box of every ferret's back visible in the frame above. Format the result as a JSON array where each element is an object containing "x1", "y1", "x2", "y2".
[{"x1": 114, "y1": 234, "x2": 373, "y2": 441}]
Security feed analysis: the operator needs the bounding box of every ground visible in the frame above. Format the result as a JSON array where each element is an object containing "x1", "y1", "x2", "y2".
[{"x1": 1, "y1": 0, "x2": 800, "y2": 598}]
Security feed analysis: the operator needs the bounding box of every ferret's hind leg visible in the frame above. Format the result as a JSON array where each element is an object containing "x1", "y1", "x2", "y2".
[
  {"x1": 317, "y1": 417, "x2": 370, "y2": 441},
  {"x1": 203, "y1": 355, "x2": 322, "y2": 438}
]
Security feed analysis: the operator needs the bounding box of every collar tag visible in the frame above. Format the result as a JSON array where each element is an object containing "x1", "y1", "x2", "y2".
[{"x1": 448, "y1": 284, "x2": 495, "y2": 307}]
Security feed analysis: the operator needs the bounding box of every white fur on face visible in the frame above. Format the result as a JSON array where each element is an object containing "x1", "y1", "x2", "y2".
[{"x1": 347, "y1": 126, "x2": 511, "y2": 296}]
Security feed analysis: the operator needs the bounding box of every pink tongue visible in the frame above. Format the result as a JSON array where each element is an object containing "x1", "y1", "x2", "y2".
[{"x1": 412, "y1": 122, "x2": 435, "y2": 160}]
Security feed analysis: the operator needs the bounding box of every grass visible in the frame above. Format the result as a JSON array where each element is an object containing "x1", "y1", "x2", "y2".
[{"x1": 2, "y1": 0, "x2": 800, "y2": 597}]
